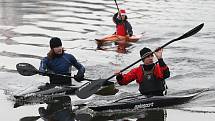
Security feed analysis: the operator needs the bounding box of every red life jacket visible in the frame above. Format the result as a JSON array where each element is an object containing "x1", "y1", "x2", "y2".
[{"x1": 116, "y1": 23, "x2": 126, "y2": 36}]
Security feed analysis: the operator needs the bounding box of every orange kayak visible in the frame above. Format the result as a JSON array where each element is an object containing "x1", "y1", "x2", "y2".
[
  {"x1": 96, "y1": 34, "x2": 141, "y2": 43},
  {"x1": 95, "y1": 34, "x2": 142, "y2": 46},
  {"x1": 95, "y1": 34, "x2": 143, "y2": 53}
]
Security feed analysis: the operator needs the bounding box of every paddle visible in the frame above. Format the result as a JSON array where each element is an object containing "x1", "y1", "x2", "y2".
[
  {"x1": 16, "y1": 63, "x2": 116, "y2": 95},
  {"x1": 16, "y1": 63, "x2": 95, "y2": 81},
  {"x1": 114, "y1": 0, "x2": 121, "y2": 15},
  {"x1": 75, "y1": 23, "x2": 204, "y2": 99},
  {"x1": 20, "y1": 116, "x2": 41, "y2": 121}
]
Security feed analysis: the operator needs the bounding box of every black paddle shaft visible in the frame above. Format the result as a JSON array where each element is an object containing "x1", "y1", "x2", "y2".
[
  {"x1": 114, "y1": 0, "x2": 120, "y2": 13},
  {"x1": 114, "y1": 0, "x2": 122, "y2": 19},
  {"x1": 75, "y1": 23, "x2": 204, "y2": 99}
]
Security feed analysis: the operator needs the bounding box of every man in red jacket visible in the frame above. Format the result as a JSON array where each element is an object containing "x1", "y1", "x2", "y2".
[{"x1": 116, "y1": 47, "x2": 170, "y2": 97}]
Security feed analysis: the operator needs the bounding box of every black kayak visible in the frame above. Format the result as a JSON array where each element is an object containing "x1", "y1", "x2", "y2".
[
  {"x1": 13, "y1": 85, "x2": 78, "y2": 108},
  {"x1": 14, "y1": 85, "x2": 79, "y2": 98},
  {"x1": 88, "y1": 91, "x2": 203, "y2": 111}
]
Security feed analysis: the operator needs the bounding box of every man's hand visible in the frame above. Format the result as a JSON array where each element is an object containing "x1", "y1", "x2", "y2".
[
  {"x1": 154, "y1": 48, "x2": 163, "y2": 59},
  {"x1": 74, "y1": 75, "x2": 84, "y2": 82},
  {"x1": 114, "y1": 70, "x2": 123, "y2": 81}
]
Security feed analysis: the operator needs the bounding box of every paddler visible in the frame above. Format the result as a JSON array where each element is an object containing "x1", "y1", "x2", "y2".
[
  {"x1": 39, "y1": 37, "x2": 85, "y2": 86},
  {"x1": 113, "y1": 9, "x2": 133, "y2": 53},
  {"x1": 115, "y1": 47, "x2": 170, "y2": 97},
  {"x1": 96, "y1": 9, "x2": 133, "y2": 52},
  {"x1": 113, "y1": 9, "x2": 133, "y2": 37}
]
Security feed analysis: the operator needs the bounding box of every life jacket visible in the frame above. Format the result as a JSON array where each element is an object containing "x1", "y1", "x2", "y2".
[
  {"x1": 116, "y1": 23, "x2": 126, "y2": 36},
  {"x1": 139, "y1": 65, "x2": 166, "y2": 95}
]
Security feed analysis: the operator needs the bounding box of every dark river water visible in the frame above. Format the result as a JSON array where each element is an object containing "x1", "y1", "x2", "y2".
[{"x1": 0, "y1": 0, "x2": 215, "y2": 120}]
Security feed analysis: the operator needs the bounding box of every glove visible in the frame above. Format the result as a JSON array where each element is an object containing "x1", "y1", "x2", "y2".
[
  {"x1": 116, "y1": 73, "x2": 123, "y2": 81},
  {"x1": 74, "y1": 75, "x2": 84, "y2": 82},
  {"x1": 116, "y1": 74, "x2": 124, "y2": 85}
]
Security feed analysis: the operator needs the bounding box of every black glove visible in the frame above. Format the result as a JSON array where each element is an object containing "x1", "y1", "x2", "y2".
[
  {"x1": 116, "y1": 73, "x2": 123, "y2": 81},
  {"x1": 116, "y1": 74, "x2": 125, "y2": 85},
  {"x1": 74, "y1": 75, "x2": 84, "y2": 82}
]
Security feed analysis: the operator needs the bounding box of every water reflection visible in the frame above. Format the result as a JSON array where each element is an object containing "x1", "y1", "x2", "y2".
[
  {"x1": 20, "y1": 96, "x2": 75, "y2": 121},
  {"x1": 136, "y1": 109, "x2": 167, "y2": 121},
  {"x1": 75, "y1": 109, "x2": 167, "y2": 121},
  {"x1": 18, "y1": 95, "x2": 167, "y2": 121},
  {"x1": 38, "y1": 96, "x2": 74, "y2": 121}
]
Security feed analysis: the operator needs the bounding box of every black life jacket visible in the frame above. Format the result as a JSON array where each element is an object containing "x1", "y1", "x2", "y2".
[{"x1": 139, "y1": 65, "x2": 166, "y2": 96}]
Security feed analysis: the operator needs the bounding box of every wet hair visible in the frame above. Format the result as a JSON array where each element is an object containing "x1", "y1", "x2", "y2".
[{"x1": 47, "y1": 48, "x2": 65, "y2": 60}]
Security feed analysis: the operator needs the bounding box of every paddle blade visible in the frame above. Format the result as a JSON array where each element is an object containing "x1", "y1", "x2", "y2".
[
  {"x1": 16, "y1": 63, "x2": 39, "y2": 76},
  {"x1": 177, "y1": 23, "x2": 204, "y2": 40},
  {"x1": 20, "y1": 116, "x2": 41, "y2": 121},
  {"x1": 160, "y1": 23, "x2": 204, "y2": 49},
  {"x1": 75, "y1": 79, "x2": 106, "y2": 99},
  {"x1": 95, "y1": 84, "x2": 119, "y2": 96}
]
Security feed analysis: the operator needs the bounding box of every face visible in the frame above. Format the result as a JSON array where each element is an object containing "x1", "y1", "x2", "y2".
[
  {"x1": 143, "y1": 54, "x2": 154, "y2": 65},
  {"x1": 53, "y1": 46, "x2": 63, "y2": 55},
  {"x1": 121, "y1": 15, "x2": 126, "y2": 20}
]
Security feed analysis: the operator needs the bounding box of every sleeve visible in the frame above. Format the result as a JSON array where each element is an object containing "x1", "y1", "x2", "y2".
[
  {"x1": 116, "y1": 67, "x2": 139, "y2": 85},
  {"x1": 69, "y1": 54, "x2": 85, "y2": 77},
  {"x1": 113, "y1": 12, "x2": 122, "y2": 25},
  {"x1": 156, "y1": 59, "x2": 170, "y2": 79},
  {"x1": 39, "y1": 57, "x2": 49, "y2": 75},
  {"x1": 158, "y1": 58, "x2": 166, "y2": 67},
  {"x1": 126, "y1": 21, "x2": 133, "y2": 36}
]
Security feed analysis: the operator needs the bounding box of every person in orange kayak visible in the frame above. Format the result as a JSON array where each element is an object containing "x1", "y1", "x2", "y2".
[
  {"x1": 113, "y1": 9, "x2": 133, "y2": 37},
  {"x1": 115, "y1": 47, "x2": 170, "y2": 97}
]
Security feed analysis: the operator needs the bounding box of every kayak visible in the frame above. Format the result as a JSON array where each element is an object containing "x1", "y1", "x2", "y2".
[
  {"x1": 13, "y1": 85, "x2": 78, "y2": 108},
  {"x1": 14, "y1": 85, "x2": 78, "y2": 98},
  {"x1": 13, "y1": 83, "x2": 118, "y2": 108},
  {"x1": 88, "y1": 91, "x2": 203, "y2": 111},
  {"x1": 96, "y1": 34, "x2": 142, "y2": 43},
  {"x1": 95, "y1": 34, "x2": 142, "y2": 49}
]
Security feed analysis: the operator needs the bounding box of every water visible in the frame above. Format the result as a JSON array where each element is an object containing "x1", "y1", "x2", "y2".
[{"x1": 0, "y1": 0, "x2": 215, "y2": 120}]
